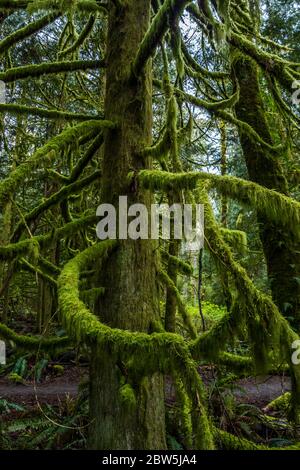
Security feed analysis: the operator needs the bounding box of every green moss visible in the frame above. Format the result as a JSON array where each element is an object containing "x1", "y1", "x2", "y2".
[
  {"x1": 138, "y1": 170, "x2": 300, "y2": 239},
  {"x1": 26, "y1": 0, "x2": 107, "y2": 14},
  {"x1": 119, "y1": 384, "x2": 137, "y2": 410},
  {"x1": 181, "y1": 41, "x2": 229, "y2": 79},
  {"x1": 0, "y1": 214, "x2": 97, "y2": 260},
  {"x1": 161, "y1": 251, "x2": 193, "y2": 276},
  {"x1": 265, "y1": 392, "x2": 291, "y2": 412},
  {"x1": 59, "y1": 13, "x2": 96, "y2": 58},
  {"x1": 8, "y1": 372, "x2": 25, "y2": 384},
  {"x1": 0, "y1": 12, "x2": 59, "y2": 55},
  {"x1": 80, "y1": 287, "x2": 105, "y2": 302},
  {"x1": 0, "y1": 121, "x2": 107, "y2": 208},
  {"x1": 0, "y1": 59, "x2": 106, "y2": 83},
  {"x1": 0, "y1": 103, "x2": 103, "y2": 121},
  {"x1": 12, "y1": 169, "x2": 101, "y2": 239},
  {"x1": 159, "y1": 270, "x2": 197, "y2": 339},
  {"x1": 132, "y1": 0, "x2": 191, "y2": 76},
  {"x1": 174, "y1": 375, "x2": 193, "y2": 448},
  {"x1": 0, "y1": 322, "x2": 70, "y2": 352},
  {"x1": 214, "y1": 427, "x2": 300, "y2": 450},
  {"x1": 220, "y1": 228, "x2": 247, "y2": 255},
  {"x1": 53, "y1": 364, "x2": 64, "y2": 375},
  {"x1": 57, "y1": 241, "x2": 215, "y2": 448}
]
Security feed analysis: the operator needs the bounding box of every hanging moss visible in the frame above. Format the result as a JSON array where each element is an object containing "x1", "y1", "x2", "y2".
[
  {"x1": 0, "y1": 214, "x2": 97, "y2": 260},
  {"x1": 141, "y1": 128, "x2": 171, "y2": 161},
  {"x1": 138, "y1": 170, "x2": 300, "y2": 239},
  {"x1": 190, "y1": 190, "x2": 300, "y2": 418},
  {"x1": 161, "y1": 251, "x2": 193, "y2": 276},
  {"x1": 12, "y1": 169, "x2": 101, "y2": 240},
  {"x1": 20, "y1": 257, "x2": 57, "y2": 286},
  {"x1": 38, "y1": 256, "x2": 61, "y2": 276},
  {"x1": 173, "y1": 374, "x2": 193, "y2": 449},
  {"x1": 0, "y1": 121, "x2": 108, "y2": 208},
  {"x1": 175, "y1": 85, "x2": 240, "y2": 113},
  {"x1": 265, "y1": 392, "x2": 291, "y2": 413},
  {"x1": 181, "y1": 41, "x2": 229, "y2": 79},
  {"x1": 0, "y1": 59, "x2": 106, "y2": 83},
  {"x1": 0, "y1": 12, "x2": 59, "y2": 55},
  {"x1": 0, "y1": 103, "x2": 103, "y2": 121},
  {"x1": 57, "y1": 241, "x2": 215, "y2": 447},
  {"x1": 220, "y1": 228, "x2": 247, "y2": 255},
  {"x1": 132, "y1": 0, "x2": 191, "y2": 76},
  {"x1": 170, "y1": 20, "x2": 184, "y2": 79},
  {"x1": 229, "y1": 31, "x2": 299, "y2": 91},
  {"x1": 59, "y1": 13, "x2": 96, "y2": 57},
  {"x1": 158, "y1": 270, "x2": 197, "y2": 339},
  {"x1": 171, "y1": 85, "x2": 283, "y2": 153},
  {"x1": 0, "y1": 322, "x2": 70, "y2": 352}
]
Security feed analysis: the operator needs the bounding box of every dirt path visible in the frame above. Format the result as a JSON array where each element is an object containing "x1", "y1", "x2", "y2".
[
  {"x1": 0, "y1": 367, "x2": 85, "y2": 406},
  {"x1": 235, "y1": 375, "x2": 291, "y2": 407},
  {"x1": 0, "y1": 370, "x2": 291, "y2": 408}
]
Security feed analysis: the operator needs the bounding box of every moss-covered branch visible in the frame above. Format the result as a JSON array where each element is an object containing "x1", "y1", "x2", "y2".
[
  {"x1": 0, "y1": 12, "x2": 59, "y2": 55},
  {"x1": 12, "y1": 170, "x2": 101, "y2": 240},
  {"x1": 0, "y1": 103, "x2": 103, "y2": 121},
  {"x1": 214, "y1": 427, "x2": 300, "y2": 450},
  {"x1": 19, "y1": 257, "x2": 57, "y2": 286},
  {"x1": 0, "y1": 120, "x2": 111, "y2": 207},
  {"x1": 0, "y1": 322, "x2": 70, "y2": 352},
  {"x1": 161, "y1": 251, "x2": 193, "y2": 276},
  {"x1": 0, "y1": 59, "x2": 106, "y2": 83},
  {"x1": 158, "y1": 269, "x2": 197, "y2": 339},
  {"x1": 138, "y1": 170, "x2": 300, "y2": 239},
  {"x1": 58, "y1": 13, "x2": 96, "y2": 58},
  {"x1": 57, "y1": 241, "x2": 215, "y2": 448},
  {"x1": 132, "y1": 0, "x2": 191, "y2": 76},
  {"x1": 229, "y1": 31, "x2": 299, "y2": 91},
  {"x1": 181, "y1": 41, "x2": 229, "y2": 79},
  {"x1": 0, "y1": 0, "x2": 106, "y2": 12},
  {"x1": 0, "y1": 215, "x2": 97, "y2": 260}
]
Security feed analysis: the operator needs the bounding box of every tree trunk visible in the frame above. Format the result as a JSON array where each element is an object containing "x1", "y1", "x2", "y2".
[
  {"x1": 231, "y1": 53, "x2": 300, "y2": 328},
  {"x1": 89, "y1": 1, "x2": 166, "y2": 450}
]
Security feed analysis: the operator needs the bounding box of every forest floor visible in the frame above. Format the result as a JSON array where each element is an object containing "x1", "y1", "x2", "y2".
[
  {"x1": 0, "y1": 366, "x2": 85, "y2": 407},
  {"x1": 0, "y1": 365, "x2": 291, "y2": 409}
]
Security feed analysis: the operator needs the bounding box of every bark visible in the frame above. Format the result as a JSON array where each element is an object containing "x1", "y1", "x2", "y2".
[
  {"x1": 231, "y1": 53, "x2": 300, "y2": 328},
  {"x1": 89, "y1": 1, "x2": 166, "y2": 450}
]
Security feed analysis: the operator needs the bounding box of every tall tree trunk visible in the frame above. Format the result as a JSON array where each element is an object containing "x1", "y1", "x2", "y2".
[
  {"x1": 89, "y1": 1, "x2": 166, "y2": 449},
  {"x1": 231, "y1": 53, "x2": 300, "y2": 328}
]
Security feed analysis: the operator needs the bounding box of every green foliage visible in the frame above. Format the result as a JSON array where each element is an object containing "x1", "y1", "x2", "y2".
[
  {"x1": 53, "y1": 364, "x2": 64, "y2": 375},
  {"x1": 0, "y1": 399, "x2": 25, "y2": 413},
  {"x1": 188, "y1": 301, "x2": 227, "y2": 330},
  {"x1": 8, "y1": 372, "x2": 25, "y2": 384}
]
